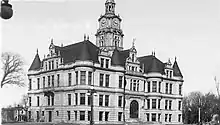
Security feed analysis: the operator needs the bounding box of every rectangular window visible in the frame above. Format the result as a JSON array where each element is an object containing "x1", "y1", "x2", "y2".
[
  {"x1": 52, "y1": 75, "x2": 54, "y2": 87},
  {"x1": 118, "y1": 112, "x2": 122, "y2": 121},
  {"x1": 178, "y1": 101, "x2": 181, "y2": 110},
  {"x1": 74, "y1": 111, "x2": 77, "y2": 121},
  {"x1": 88, "y1": 71, "x2": 92, "y2": 85},
  {"x1": 99, "y1": 95, "x2": 103, "y2": 106},
  {"x1": 148, "y1": 81, "x2": 150, "y2": 92},
  {"x1": 57, "y1": 74, "x2": 60, "y2": 87},
  {"x1": 29, "y1": 97, "x2": 31, "y2": 106},
  {"x1": 88, "y1": 111, "x2": 91, "y2": 121},
  {"x1": 51, "y1": 96, "x2": 54, "y2": 106},
  {"x1": 106, "y1": 59, "x2": 109, "y2": 68},
  {"x1": 101, "y1": 58, "x2": 104, "y2": 68},
  {"x1": 36, "y1": 111, "x2": 39, "y2": 121},
  {"x1": 152, "y1": 113, "x2": 156, "y2": 121},
  {"x1": 158, "y1": 99, "x2": 161, "y2": 109},
  {"x1": 99, "y1": 111, "x2": 103, "y2": 121},
  {"x1": 68, "y1": 73, "x2": 71, "y2": 86},
  {"x1": 43, "y1": 77, "x2": 45, "y2": 88},
  {"x1": 105, "y1": 74, "x2": 109, "y2": 87},
  {"x1": 76, "y1": 71, "x2": 78, "y2": 85},
  {"x1": 48, "y1": 76, "x2": 50, "y2": 87},
  {"x1": 178, "y1": 114, "x2": 181, "y2": 122},
  {"x1": 29, "y1": 79, "x2": 32, "y2": 90},
  {"x1": 56, "y1": 60, "x2": 58, "y2": 69},
  {"x1": 80, "y1": 93, "x2": 85, "y2": 105},
  {"x1": 105, "y1": 112, "x2": 109, "y2": 121},
  {"x1": 169, "y1": 100, "x2": 172, "y2": 110},
  {"x1": 144, "y1": 81, "x2": 146, "y2": 92},
  {"x1": 49, "y1": 61, "x2": 51, "y2": 70},
  {"x1": 37, "y1": 96, "x2": 39, "y2": 106},
  {"x1": 118, "y1": 96, "x2": 122, "y2": 107},
  {"x1": 165, "y1": 83, "x2": 169, "y2": 94},
  {"x1": 37, "y1": 78, "x2": 40, "y2": 89},
  {"x1": 169, "y1": 114, "x2": 172, "y2": 122},
  {"x1": 169, "y1": 83, "x2": 172, "y2": 94},
  {"x1": 42, "y1": 111, "x2": 44, "y2": 116},
  {"x1": 152, "y1": 99, "x2": 156, "y2": 109},
  {"x1": 179, "y1": 84, "x2": 182, "y2": 95},
  {"x1": 119, "y1": 76, "x2": 123, "y2": 88},
  {"x1": 56, "y1": 111, "x2": 59, "y2": 116},
  {"x1": 68, "y1": 94, "x2": 71, "y2": 105},
  {"x1": 158, "y1": 113, "x2": 161, "y2": 122},
  {"x1": 130, "y1": 79, "x2": 132, "y2": 90},
  {"x1": 152, "y1": 81, "x2": 157, "y2": 92},
  {"x1": 133, "y1": 80, "x2": 136, "y2": 91},
  {"x1": 166, "y1": 70, "x2": 169, "y2": 78},
  {"x1": 28, "y1": 111, "x2": 31, "y2": 119},
  {"x1": 52, "y1": 60, "x2": 54, "y2": 70},
  {"x1": 169, "y1": 71, "x2": 172, "y2": 78},
  {"x1": 75, "y1": 93, "x2": 78, "y2": 105},
  {"x1": 147, "y1": 99, "x2": 150, "y2": 109},
  {"x1": 165, "y1": 114, "x2": 168, "y2": 122},
  {"x1": 100, "y1": 74, "x2": 104, "y2": 87},
  {"x1": 48, "y1": 96, "x2": 50, "y2": 106},
  {"x1": 146, "y1": 113, "x2": 149, "y2": 121},
  {"x1": 67, "y1": 111, "x2": 71, "y2": 121},
  {"x1": 80, "y1": 71, "x2": 86, "y2": 85},
  {"x1": 159, "y1": 82, "x2": 161, "y2": 93},
  {"x1": 105, "y1": 95, "x2": 109, "y2": 106},
  {"x1": 165, "y1": 100, "x2": 168, "y2": 110},
  {"x1": 80, "y1": 111, "x2": 85, "y2": 121},
  {"x1": 88, "y1": 95, "x2": 91, "y2": 105}
]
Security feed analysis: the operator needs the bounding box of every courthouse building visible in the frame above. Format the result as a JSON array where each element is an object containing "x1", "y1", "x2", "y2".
[{"x1": 27, "y1": 0, "x2": 184, "y2": 124}]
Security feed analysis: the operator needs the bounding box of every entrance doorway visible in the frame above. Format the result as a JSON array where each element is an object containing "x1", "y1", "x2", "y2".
[
  {"x1": 48, "y1": 111, "x2": 52, "y2": 122},
  {"x1": 130, "y1": 100, "x2": 139, "y2": 118}
]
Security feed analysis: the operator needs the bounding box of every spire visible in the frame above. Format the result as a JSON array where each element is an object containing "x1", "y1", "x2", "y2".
[
  {"x1": 173, "y1": 57, "x2": 183, "y2": 77},
  {"x1": 132, "y1": 38, "x2": 136, "y2": 48},
  {"x1": 51, "y1": 38, "x2": 53, "y2": 44},
  {"x1": 87, "y1": 35, "x2": 89, "y2": 41},
  {"x1": 84, "y1": 34, "x2": 86, "y2": 41},
  {"x1": 29, "y1": 50, "x2": 41, "y2": 71}
]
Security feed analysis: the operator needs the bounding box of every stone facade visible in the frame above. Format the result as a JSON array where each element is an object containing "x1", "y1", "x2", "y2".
[{"x1": 27, "y1": 0, "x2": 183, "y2": 124}]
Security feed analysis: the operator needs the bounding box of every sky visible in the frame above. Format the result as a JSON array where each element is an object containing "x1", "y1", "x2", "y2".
[{"x1": 1, "y1": 0, "x2": 220, "y2": 107}]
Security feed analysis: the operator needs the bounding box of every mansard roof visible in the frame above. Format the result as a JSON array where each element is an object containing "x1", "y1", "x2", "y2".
[
  {"x1": 59, "y1": 40, "x2": 99, "y2": 64},
  {"x1": 111, "y1": 49, "x2": 130, "y2": 67},
  {"x1": 29, "y1": 52, "x2": 41, "y2": 71},
  {"x1": 173, "y1": 60, "x2": 183, "y2": 77},
  {"x1": 138, "y1": 55, "x2": 165, "y2": 74}
]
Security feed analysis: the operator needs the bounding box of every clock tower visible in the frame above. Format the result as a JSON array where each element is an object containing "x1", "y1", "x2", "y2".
[{"x1": 95, "y1": 0, "x2": 124, "y2": 51}]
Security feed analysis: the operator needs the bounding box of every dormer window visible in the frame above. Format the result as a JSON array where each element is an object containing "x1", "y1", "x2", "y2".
[
  {"x1": 165, "y1": 69, "x2": 173, "y2": 78},
  {"x1": 101, "y1": 58, "x2": 104, "y2": 68},
  {"x1": 106, "y1": 59, "x2": 109, "y2": 68}
]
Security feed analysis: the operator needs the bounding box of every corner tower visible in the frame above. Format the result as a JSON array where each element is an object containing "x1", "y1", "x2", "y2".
[{"x1": 96, "y1": 0, "x2": 124, "y2": 51}]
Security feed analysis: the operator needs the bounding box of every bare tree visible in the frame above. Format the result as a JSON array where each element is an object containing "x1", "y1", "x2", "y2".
[{"x1": 1, "y1": 52, "x2": 25, "y2": 88}]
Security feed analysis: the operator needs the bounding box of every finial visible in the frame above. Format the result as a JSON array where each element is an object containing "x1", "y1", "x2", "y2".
[
  {"x1": 61, "y1": 43, "x2": 63, "y2": 47},
  {"x1": 36, "y1": 49, "x2": 38, "y2": 54},
  {"x1": 87, "y1": 35, "x2": 89, "y2": 40},
  {"x1": 51, "y1": 38, "x2": 53, "y2": 44},
  {"x1": 132, "y1": 38, "x2": 136, "y2": 48},
  {"x1": 84, "y1": 34, "x2": 86, "y2": 41},
  {"x1": 175, "y1": 56, "x2": 177, "y2": 62},
  {"x1": 44, "y1": 55, "x2": 45, "y2": 59},
  {"x1": 168, "y1": 58, "x2": 171, "y2": 64}
]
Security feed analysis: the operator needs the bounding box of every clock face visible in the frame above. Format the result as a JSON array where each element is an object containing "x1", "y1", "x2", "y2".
[
  {"x1": 113, "y1": 18, "x2": 119, "y2": 27},
  {"x1": 101, "y1": 19, "x2": 107, "y2": 27}
]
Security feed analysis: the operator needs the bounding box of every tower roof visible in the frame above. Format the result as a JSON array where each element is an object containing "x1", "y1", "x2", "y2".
[
  {"x1": 138, "y1": 55, "x2": 165, "y2": 74},
  {"x1": 75, "y1": 40, "x2": 92, "y2": 61},
  {"x1": 59, "y1": 40, "x2": 99, "y2": 64},
  {"x1": 111, "y1": 49, "x2": 129, "y2": 67},
  {"x1": 106, "y1": 0, "x2": 115, "y2": 3},
  {"x1": 29, "y1": 51, "x2": 41, "y2": 71},
  {"x1": 173, "y1": 59, "x2": 183, "y2": 77}
]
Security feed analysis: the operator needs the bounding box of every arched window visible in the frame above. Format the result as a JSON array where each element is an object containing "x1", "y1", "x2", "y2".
[
  {"x1": 100, "y1": 41, "x2": 104, "y2": 46},
  {"x1": 130, "y1": 100, "x2": 139, "y2": 118},
  {"x1": 132, "y1": 54, "x2": 135, "y2": 62}
]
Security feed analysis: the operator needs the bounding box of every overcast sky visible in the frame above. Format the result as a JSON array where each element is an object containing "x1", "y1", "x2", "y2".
[{"x1": 1, "y1": 0, "x2": 220, "y2": 107}]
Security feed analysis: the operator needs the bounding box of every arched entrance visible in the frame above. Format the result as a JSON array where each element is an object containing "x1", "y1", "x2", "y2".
[{"x1": 130, "y1": 100, "x2": 139, "y2": 118}]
